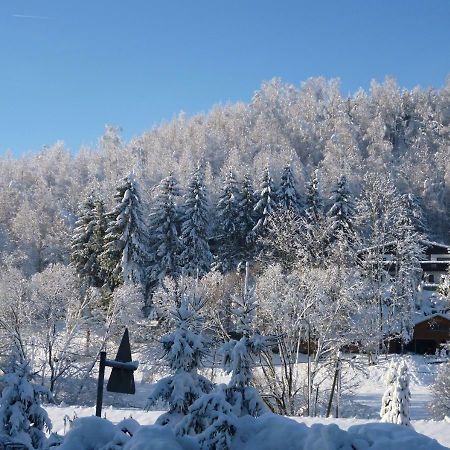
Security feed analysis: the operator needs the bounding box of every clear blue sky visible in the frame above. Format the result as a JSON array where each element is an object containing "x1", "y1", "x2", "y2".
[{"x1": 1, "y1": 0, "x2": 449, "y2": 156}]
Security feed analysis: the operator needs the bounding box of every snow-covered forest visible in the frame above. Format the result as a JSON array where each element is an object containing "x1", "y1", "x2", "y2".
[{"x1": 1, "y1": 76, "x2": 450, "y2": 449}]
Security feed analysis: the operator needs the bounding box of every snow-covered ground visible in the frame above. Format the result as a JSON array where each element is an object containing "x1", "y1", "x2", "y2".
[
  {"x1": 46, "y1": 406, "x2": 450, "y2": 448},
  {"x1": 44, "y1": 354, "x2": 450, "y2": 448}
]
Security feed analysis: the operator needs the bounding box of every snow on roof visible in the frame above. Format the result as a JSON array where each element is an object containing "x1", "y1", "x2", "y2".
[
  {"x1": 413, "y1": 312, "x2": 450, "y2": 325},
  {"x1": 420, "y1": 239, "x2": 450, "y2": 252}
]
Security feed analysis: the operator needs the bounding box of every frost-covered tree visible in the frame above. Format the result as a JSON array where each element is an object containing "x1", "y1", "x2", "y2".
[
  {"x1": 215, "y1": 169, "x2": 242, "y2": 272},
  {"x1": 0, "y1": 355, "x2": 52, "y2": 449},
  {"x1": 148, "y1": 173, "x2": 183, "y2": 288},
  {"x1": 252, "y1": 166, "x2": 276, "y2": 240},
  {"x1": 147, "y1": 290, "x2": 213, "y2": 427},
  {"x1": 380, "y1": 360, "x2": 411, "y2": 426},
  {"x1": 277, "y1": 164, "x2": 302, "y2": 214},
  {"x1": 29, "y1": 264, "x2": 86, "y2": 393},
  {"x1": 262, "y1": 210, "x2": 303, "y2": 271},
  {"x1": 402, "y1": 192, "x2": 429, "y2": 237},
  {"x1": 429, "y1": 362, "x2": 450, "y2": 420},
  {"x1": 357, "y1": 172, "x2": 403, "y2": 352},
  {"x1": 101, "y1": 175, "x2": 151, "y2": 290},
  {"x1": 222, "y1": 264, "x2": 273, "y2": 417},
  {"x1": 70, "y1": 195, "x2": 107, "y2": 287},
  {"x1": 389, "y1": 200, "x2": 424, "y2": 347},
  {"x1": 180, "y1": 166, "x2": 213, "y2": 277}
]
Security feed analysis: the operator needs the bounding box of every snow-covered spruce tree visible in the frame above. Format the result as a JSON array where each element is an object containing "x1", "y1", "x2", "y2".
[
  {"x1": 252, "y1": 166, "x2": 276, "y2": 241},
  {"x1": 394, "y1": 360, "x2": 412, "y2": 426},
  {"x1": 215, "y1": 169, "x2": 242, "y2": 272},
  {"x1": 101, "y1": 174, "x2": 151, "y2": 290},
  {"x1": 327, "y1": 175, "x2": 356, "y2": 246},
  {"x1": 305, "y1": 168, "x2": 324, "y2": 225},
  {"x1": 222, "y1": 264, "x2": 273, "y2": 417},
  {"x1": 0, "y1": 355, "x2": 52, "y2": 449},
  {"x1": 176, "y1": 388, "x2": 237, "y2": 450},
  {"x1": 89, "y1": 197, "x2": 108, "y2": 285},
  {"x1": 180, "y1": 166, "x2": 213, "y2": 277},
  {"x1": 300, "y1": 169, "x2": 328, "y2": 266},
  {"x1": 70, "y1": 194, "x2": 95, "y2": 277},
  {"x1": 277, "y1": 164, "x2": 302, "y2": 214},
  {"x1": 70, "y1": 194, "x2": 107, "y2": 287},
  {"x1": 380, "y1": 360, "x2": 398, "y2": 423},
  {"x1": 148, "y1": 173, "x2": 183, "y2": 289},
  {"x1": 237, "y1": 173, "x2": 257, "y2": 260},
  {"x1": 380, "y1": 360, "x2": 411, "y2": 426},
  {"x1": 147, "y1": 290, "x2": 213, "y2": 427}
]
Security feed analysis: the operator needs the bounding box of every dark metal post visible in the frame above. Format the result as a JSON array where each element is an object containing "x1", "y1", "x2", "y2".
[
  {"x1": 326, "y1": 356, "x2": 340, "y2": 418},
  {"x1": 95, "y1": 351, "x2": 106, "y2": 417}
]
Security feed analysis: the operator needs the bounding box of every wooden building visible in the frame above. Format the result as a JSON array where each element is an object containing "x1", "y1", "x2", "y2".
[{"x1": 390, "y1": 313, "x2": 450, "y2": 354}]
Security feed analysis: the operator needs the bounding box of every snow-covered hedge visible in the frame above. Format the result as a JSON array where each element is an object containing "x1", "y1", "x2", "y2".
[{"x1": 58, "y1": 413, "x2": 446, "y2": 450}]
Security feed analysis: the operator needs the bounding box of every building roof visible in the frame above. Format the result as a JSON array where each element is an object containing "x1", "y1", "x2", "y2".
[{"x1": 413, "y1": 312, "x2": 450, "y2": 326}]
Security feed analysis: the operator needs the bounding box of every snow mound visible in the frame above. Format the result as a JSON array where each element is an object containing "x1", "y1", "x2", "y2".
[
  {"x1": 233, "y1": 414, "x2": 447, "y2": 450},
  {"x1": 58, "y1": 416, "x2": 121, "y2": 450},
  {"x1": 56, "y1": 413, "x2": 448, "y2": 450},
  {"x1": 123, "y1": 426, "x2": 196, "y2": 450}
]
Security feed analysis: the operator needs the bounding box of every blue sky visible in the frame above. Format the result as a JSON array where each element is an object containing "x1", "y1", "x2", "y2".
[{"x1": 1, "y1": 0, "x2": 449, "y2": 156}]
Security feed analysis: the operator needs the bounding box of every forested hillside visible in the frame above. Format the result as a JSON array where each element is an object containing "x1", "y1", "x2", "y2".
[{"x1": 0, "y1": 77, "x2": 448, "y2": 278}]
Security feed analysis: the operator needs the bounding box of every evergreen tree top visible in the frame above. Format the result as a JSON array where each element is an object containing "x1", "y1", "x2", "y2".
[
  {"x1": 305, "y1": 168, "x2": 323, "y2": 223},
  {"x1": 277, "y1": 164, "x2": 302, "y2": 213}
]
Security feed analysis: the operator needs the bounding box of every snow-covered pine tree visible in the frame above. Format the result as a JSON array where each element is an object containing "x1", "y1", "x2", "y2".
[
  {"x1": 380, "y1": 359, "x2": 411, "y2": 426},
  {"x1": 148, "y1": 173, "x2": 183, "y2": 289},
  {"x1": 327, "y1": 175, "x2": 356, "y2": 245},
  {"x1": 180, "y1": 166, "x2": 213, "y2": 277},
  {"x1": 394, "y1": 360, "x2": 411, "y2": 426},
  {"x1": 0, "y1": 355, "x2": 52, "y2": 449},
  {"x1": 147, "y1": 290, "x2": 213, "y2": 427},
  {"x1": 300, "y1": 169, "x2": 328, "y2": 266},
  {"x1": 215, "y1": 169, "x2": 241, "y2": 272},
  {"x1": 380, "y1": 360, "x2": 398, "y2": 423},
  {"x1": 90, "y1": 197, "x2": 108, "y2": 285},
  {"x1": 222, "y1": 264, "x2": 273, "y2": 417},
  {"x1": 237, "y1": 173, "x2": 257, "y2": 260},
  {"x1": 277, "y1": 164, "x2": 302, "y2": 214},
  {"x1": 70, "y1": 194, "x2": 107, "y2": 288},
  {"x1": 305, "y1": 168, "x2": 323, "y2": 224},
  {"x1": 176, "y1": 388, "x2": 237, "y2": 450},
  {"x1": 252, "y1": 166, "x2": 276, "y2": 240},
  {"x1": 70, "y1": 194, "x2": 95, "y2": 277},
  {"x1": 101, "y1": 175, "x2": 151, "y2": 290}
]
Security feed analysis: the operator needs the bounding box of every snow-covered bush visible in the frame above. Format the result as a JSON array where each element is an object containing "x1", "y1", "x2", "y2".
[
  {"x1": 429, "y1": 362, "x2": 450, "y2": 420},
  {"x1": 147, "y1": 290, "x2": 213, "y2": 427},
  {"x1": 0, "y1": 356, "x2": 52, "y2": 449}
]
